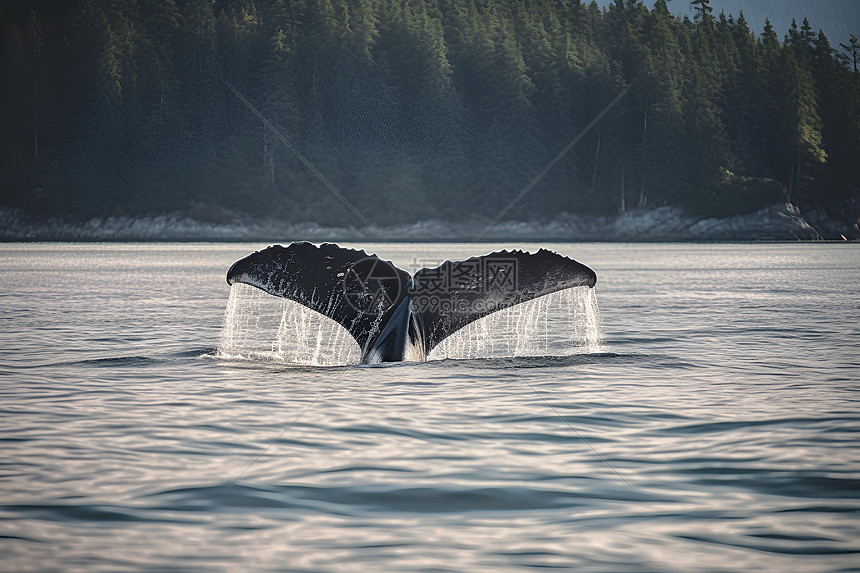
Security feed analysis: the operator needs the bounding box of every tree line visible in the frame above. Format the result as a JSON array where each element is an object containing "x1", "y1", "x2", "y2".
[{"x1": 1, "y1": 0, "x2": 858, "y2": 226}]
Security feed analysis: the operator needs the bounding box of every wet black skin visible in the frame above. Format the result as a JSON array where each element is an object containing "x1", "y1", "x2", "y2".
[{"x1": 227, "y1": 242, "x2": 596, "y2": 363}]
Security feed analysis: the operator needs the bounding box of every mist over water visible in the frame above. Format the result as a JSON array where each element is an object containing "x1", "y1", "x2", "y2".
[{"x1": 1, "y1": 242, "x2": 859, "y2": 572}]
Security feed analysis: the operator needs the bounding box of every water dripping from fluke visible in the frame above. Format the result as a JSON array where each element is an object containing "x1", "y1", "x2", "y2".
[
  {"x1": 217, "y1": 284, "x2": 362, "y2": 366},
  {"x1": 427, "y1": 286, "x2": 603, "y2": 361},
  {"x1": 217, "y1": 284, "x2": 603, "y2": 367}
]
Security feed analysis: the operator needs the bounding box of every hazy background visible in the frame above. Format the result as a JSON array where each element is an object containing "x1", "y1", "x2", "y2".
[{"x1": 1, "y1": 0, "x2": 858, "y2": 233}]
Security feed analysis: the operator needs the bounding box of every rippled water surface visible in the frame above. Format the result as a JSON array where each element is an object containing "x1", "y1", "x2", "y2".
[{"x1": 1, "y1": 242, "x2": 859, "y2": 572}]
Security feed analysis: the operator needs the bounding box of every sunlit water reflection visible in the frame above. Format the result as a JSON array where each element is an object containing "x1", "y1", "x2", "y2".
[{"x1": 1, "y1": 242, "x2": 859, "y2": 572}]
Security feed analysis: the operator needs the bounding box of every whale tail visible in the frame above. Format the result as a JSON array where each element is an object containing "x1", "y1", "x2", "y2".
[{"x1": 227, "y1": 242, "x2": 596, "y2": 363}]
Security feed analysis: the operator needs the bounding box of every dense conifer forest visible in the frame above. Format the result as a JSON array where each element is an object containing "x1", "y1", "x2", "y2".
[{"x1": 2, "y1": 0, "x2": 858, "y2": 226}]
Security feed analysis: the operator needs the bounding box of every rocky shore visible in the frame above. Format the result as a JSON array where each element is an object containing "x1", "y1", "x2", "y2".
[{"x1": 1, "y1": 202, "x2": 856, "y2": 242}]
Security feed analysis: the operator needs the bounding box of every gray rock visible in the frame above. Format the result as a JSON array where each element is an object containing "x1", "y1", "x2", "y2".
[{"x1": 0, "y1": 202, "x2": 849, "y2": 242}]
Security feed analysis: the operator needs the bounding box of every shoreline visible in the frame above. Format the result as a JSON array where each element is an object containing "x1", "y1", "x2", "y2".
[{"x1": 1, "y1": 203, "x2": 856, "y2": 243}]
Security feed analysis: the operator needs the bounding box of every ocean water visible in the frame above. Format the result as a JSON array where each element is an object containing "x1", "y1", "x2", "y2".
[{"x1": 1, "y1": 242, "x2": 858, "y2": 572}]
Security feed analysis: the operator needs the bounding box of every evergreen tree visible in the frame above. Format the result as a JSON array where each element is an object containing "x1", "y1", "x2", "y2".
[
  {"x1": 690, "y1": 0, "x2": 713, "y2": 24},
  {"x1": 1, "y1": 0, "x2": 858, "y2": 222},
  {"x1": 840, "y1": 34, "x2": 860, "y2": 73}
]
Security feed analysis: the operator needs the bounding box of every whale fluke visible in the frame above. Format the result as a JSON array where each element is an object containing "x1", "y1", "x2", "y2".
[
  {"x1": 227, "y1": 242, "x2": 596, "y2": 363},
  {"x1": 226, "y1": 242, "x2": 411, "y2": 355},
  {"x1": 412, "y1": 249, "x2": 597, "y2": 355}
]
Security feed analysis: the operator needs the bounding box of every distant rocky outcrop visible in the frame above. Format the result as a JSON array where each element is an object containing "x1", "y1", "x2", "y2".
[
  {"x1": 0, "y1": 202, "x2": 855, "y2": 242},
  {"x1": 801, "y1": 200, "x2": 860, "y2": 241}
]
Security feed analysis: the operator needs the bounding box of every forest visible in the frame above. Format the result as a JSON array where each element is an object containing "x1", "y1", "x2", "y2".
[{"x1": 1, "y1": 0, "x2": 859, "y2": 227}]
